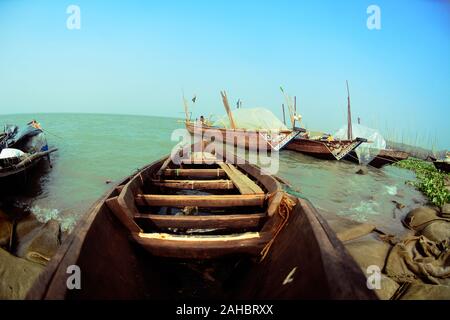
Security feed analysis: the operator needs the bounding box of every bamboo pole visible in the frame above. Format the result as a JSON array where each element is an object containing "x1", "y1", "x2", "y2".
[
  {"x1": 182, "y1": 95, "x2": 190, "y2": 122},
  {"x1": 282, "y1": 104, "x2": 286, "y2": 125},
  {"x1": 293, "y1": 96, "x2": 297, "y2": 129},
  {"x1": 346, "y1": 80, "x2": 353, "y2": 140},
  {"x1": 220, "y1": 91, "x2": 237, "y2": 129},
  {"x1": 280, "y1": 87, "x2": 295, "y2": 129}
]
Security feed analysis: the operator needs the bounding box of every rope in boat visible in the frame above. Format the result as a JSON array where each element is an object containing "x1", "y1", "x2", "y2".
[{"x1": 260, "y1": 191, "x2": 297, "y2": 261}]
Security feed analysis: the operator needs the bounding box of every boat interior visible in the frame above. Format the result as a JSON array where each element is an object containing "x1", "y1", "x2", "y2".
[
  {"x1": 106, "y1": 143, "x2": 284, "y2": 260},
  {"x1": 27, "y1": 142, "x2": 376, "y2": 300}
]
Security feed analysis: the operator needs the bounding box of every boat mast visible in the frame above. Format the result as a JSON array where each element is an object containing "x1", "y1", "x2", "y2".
[
  {"x1": 280, "y1": 87, "x2": 295, "y2": 130},
  {"x1": 294, "y1": 95, "x2": 297, "y2": 129},
  {"x1": 182, "y1": 95, "x2": 190, "y2": 122},
  {"x1": 220, "y1": 91, "x2": 237, "y2": 129},
  {"x1": 346, "y1": 80, "x2": 353, "y2": 140}
]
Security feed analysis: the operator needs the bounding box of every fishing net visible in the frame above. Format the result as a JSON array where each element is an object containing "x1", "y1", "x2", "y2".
[
  {"x1": 334, "y1": 124, "x2": 386, "y2": 165},
  {"x1": 212, "y1": 107, "x2": 288, "y2": 131}
]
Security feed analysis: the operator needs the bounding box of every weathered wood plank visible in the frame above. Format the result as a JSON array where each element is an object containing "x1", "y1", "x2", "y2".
[
  {"x1": 219, "y1": 163, "x2": 264, "y2": 194},
  {"x1": 131, "y1": 231, "x2": 270, "y2": 259},
  {"x1": 133, "y1": 213, "x2": 266, "y2": 229},
  {"x1": 162, "y1": 168, "x2": 226, "y2": 178},
  {"x1": 156, "y1": 157, "x2": 172, "y2": 176},
  {"x1": 152, "y1": 179, "x2": 234, "y2": 190},
  {"x1": 105, "y1": 196, "x2": 142, "y2": 233},
  {"x1": 227, "y1": 164, "x2": 264, "y2": 194},
  {"x1": 135, "y1": 194, "x2": 265, "y2": 208}
]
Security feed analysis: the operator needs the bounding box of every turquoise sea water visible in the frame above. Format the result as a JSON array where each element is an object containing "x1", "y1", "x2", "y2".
[{"x1": 0, "y1": 113, "x2": 426, "y2": 234}]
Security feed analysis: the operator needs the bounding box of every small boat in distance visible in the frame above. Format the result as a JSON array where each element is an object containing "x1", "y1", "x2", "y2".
[
  {"x1": 285, "y1": 133, "x2": 367, "y2": 160},
  {"x1": 27, "y1": 141, "x2": 376, "y2": 300},
  {"x1": 184, "y1": 91, "x2": 300, "y2": 151},
  {"x1": 283, "y1": 83, "x2": 367, "y2": 160},
  {"x1": 0, "y1": 120, "x2": 57, "y2": 183},
  {"x1": 433, "y1": 152, "x2": 450, "y2": 173},
  {"x1": 346, "y1": 148, "x2": 410, "y2": 169}
]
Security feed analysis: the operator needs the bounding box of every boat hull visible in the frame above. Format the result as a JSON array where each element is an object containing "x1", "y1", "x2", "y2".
[
  {"x1": 185, "y1": 122, "x2": 299, "y2": 152},
  {"x1": 27, "y1": 152, "x2": 376, "y2": 300},
  {"x1": 285, "y1": 138, "x2": 364, "y2": 161},
  {"x1": 0, "y1": 126, "x2": 57, "y2": 185},
  {"x1": 345, "y1": 149, "x2": 409, "y2": 168},
  {"x1": 434, "y1": 161, "x2": 450, "y2": 173}
]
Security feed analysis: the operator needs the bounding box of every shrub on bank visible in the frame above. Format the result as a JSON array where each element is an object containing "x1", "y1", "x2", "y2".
[{"x1": 395, "y1": 158, "x2": 450, "y2": 207}]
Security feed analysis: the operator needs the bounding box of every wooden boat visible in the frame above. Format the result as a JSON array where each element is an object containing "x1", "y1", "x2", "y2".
[
  {"x1": 27, "y1": 142, "x2": 376, "y2": 300},
  {"x1": 368, "y1": 149, "x2": 409, "y2": 168},
  {"x1": 185, "y1": 121, "x2": 299, "y2": 152},
  {"x1": 184, "y1": 91, "x2": 300, "y2": 151},
  {"x1": 0, "y1": 121, "x2": 57, "y2": 183},
  {"x1": 285, "y1": 135, "x2": 366, "y2": 160},
  {"x1": 282, "y1": 83, "x2": 366, "y2": 161},
  {"x1": 434, "y1": 160, "x2": 450, "y2": 173},
  {"x1": 345, "y1": 149, "x2": 409, "y2": 168}
]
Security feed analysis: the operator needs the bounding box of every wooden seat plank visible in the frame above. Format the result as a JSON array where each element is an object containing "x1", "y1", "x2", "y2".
[
  {"x1": 162, "y1": 168, "x2": 226, "y2": 178},
  {"x1": 219, "y1": 163, "x2": 264, "y2": 194},
  {"x1": 131, "y1": 231, "x2": 270, "y2": 259},
  {"x1": 133, "y1": 213, "x2": 266, "y2": 229},
  {"x1": 135, "y1": 194, "x2": 265, "y2": 208},
  {"x1": 152, "y1": 179, "x2": 234, "y2": 190}
]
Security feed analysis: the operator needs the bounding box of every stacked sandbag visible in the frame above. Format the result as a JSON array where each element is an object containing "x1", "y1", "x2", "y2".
[
  {"x1": 403, "y1": 206, "x2": 450, "y2": 243},
  {"x1": 0, "y1": 210, "x2": 63, "y2": 299},
  {"x1": 385, "y1": 236, "x2": 450, "y2": 286},
  {"x1": 344, "y1": 233, "x2": 392, "y2": 271},
  {"x1": 378, "y1": 205, "x2": 450, "y2": 300},
  {"x1": 326, "y1": 215, "x2": 401, "y2": 300},
  {"x1": 0, "y1": 247, "x2": 44, "y2": 299},
  {"x1": 399, "y1": 283, "x2": 450, "y2": 300},
  {"x1": 329, "y1": 211, "x2": 450, "y2": 300},
  {"x1": 441, "y1": 203, "x2": 450, "y2": 219},
  {"x1": 326, "y1": 215, "x2": 376, "y2": 242},
  {"x1": 15, "y1": 215, "x2": 61, "y2": 266}
]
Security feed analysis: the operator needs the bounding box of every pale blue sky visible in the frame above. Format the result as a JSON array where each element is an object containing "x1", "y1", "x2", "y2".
[{"x1": 0, "y1": 0, "x2": 449, "y2": 149}]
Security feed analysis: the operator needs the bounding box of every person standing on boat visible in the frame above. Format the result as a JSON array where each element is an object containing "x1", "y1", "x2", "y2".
[{"x1": 197, "y1": 115, "x2": 205, "y2": 126}]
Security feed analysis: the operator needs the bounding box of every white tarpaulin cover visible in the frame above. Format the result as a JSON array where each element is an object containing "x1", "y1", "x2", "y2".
[
  {"x1": 334, "y1": 124, "x2": 386, "y2": 164},
  {"x1": 0, "y1": 148, "x2": 25, "y2": 159},
  {"x1": 212, "y1": 107, "x2": 288, "y2": 131}
]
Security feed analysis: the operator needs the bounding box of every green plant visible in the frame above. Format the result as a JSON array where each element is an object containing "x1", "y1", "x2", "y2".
[{"x1": 395, "y1": 158, "x2": 450, "y2": 207}]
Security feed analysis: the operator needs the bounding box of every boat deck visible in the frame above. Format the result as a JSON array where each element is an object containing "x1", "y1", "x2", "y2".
[{"x1": 106, "y1": 149, "x2": 278, "y2": 259}]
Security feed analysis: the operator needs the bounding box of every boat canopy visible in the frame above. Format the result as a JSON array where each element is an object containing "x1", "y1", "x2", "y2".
[
  {"x1": 212, "y1": 107, "x2": 288, "y2": 131},
  {"x1": 334, "y1": 124, "x2": 386, "y2": 164},
  {"x1": 1, "y1": 124, "x2": 42, "y2": 150}
]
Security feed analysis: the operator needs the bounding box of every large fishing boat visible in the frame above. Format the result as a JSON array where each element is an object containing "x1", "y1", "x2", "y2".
[{"x1": 184, "y1": 91, "x2": 300, "y2": 152}]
